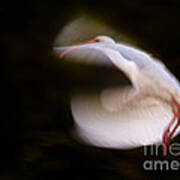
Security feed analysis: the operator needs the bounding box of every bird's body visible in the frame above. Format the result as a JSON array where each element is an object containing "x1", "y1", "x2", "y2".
[
  {"x1": 54, "y1": 35, "x2": 180, "y2": 153},
  {"x1": 71, "y1": 89, "x2": 172, "y2": 149}
]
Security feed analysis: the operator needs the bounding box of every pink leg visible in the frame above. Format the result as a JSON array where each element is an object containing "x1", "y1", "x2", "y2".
[
  {"x1": 166, "y1": 118, "x2": 180, "y2": 142},
  {"x1": 166, "y1": 98, "x2": 180, "y2": 142},
  {"x1": 163, "y1": 101, "x2": 177, "y2": 145},
  {"x1": 162, "y1": 97, "x2": 180, "y2": 156}
]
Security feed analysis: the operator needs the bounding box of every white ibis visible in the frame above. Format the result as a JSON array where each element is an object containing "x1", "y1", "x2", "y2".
[{"x1": 54, "y1": 35, "x2": 180, "y2": 155}]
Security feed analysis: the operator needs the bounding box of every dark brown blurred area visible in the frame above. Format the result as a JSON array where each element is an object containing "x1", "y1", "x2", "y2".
[{"x1": 2, "y1": 0, "x2": 180, "y2": 179}]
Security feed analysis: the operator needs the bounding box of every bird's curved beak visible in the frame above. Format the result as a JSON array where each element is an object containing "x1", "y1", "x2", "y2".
[{"x1": 53, "y1": 38, "x2": 97, "y2": 59}]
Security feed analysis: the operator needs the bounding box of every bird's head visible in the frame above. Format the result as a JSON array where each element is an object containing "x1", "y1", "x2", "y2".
[
  {"x1": 83, "y1": 35, "x2": 115, "y2": 44},
  {"x1": 57, "y1": 35, "x2": 115, "y2": 58}
]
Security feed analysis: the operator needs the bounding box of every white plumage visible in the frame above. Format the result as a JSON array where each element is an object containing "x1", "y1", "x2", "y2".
[{"x1": 54, "y1": 35, "x2": 180, "y2": 150}]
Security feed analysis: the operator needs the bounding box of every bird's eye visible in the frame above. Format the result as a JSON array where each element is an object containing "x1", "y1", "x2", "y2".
[{"x1": 94, "y1": 38, "x2": 100, "y2": 42}]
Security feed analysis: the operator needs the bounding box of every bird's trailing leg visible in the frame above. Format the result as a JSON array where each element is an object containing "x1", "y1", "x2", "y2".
[{"x1": 162, "y1": 97, "x2": 180, "y2": 156}]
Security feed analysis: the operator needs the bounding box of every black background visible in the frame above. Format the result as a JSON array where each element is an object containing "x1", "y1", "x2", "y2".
[{"x1": 2, "y1": 0, "x2": 180, "y2": 179}]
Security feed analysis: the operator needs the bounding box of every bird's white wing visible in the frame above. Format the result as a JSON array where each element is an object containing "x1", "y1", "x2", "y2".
[
  {"x1": 102, "y1": 43, "x2": 180, "y2": 92},
  {"x1": 71, "y1": 90, "x2": 180, "y2": 149}
]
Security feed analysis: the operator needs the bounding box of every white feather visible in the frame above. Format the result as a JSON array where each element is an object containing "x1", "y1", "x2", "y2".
[
  {"x1": 54, "y1": 36, "x2": 180, "y2": 149},
  {"x1": 71, "y1": 91, "x2": 180, "y2": 149}
]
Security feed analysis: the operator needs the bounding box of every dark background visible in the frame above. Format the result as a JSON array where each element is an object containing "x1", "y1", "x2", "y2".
[{"x1": 2, "y1": 0, "x2": 180, "y2": 179}]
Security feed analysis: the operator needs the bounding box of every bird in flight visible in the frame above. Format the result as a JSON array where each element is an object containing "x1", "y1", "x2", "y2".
[{"x1": 54, "y1": 35, "x2": 180, "y2": 155}]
